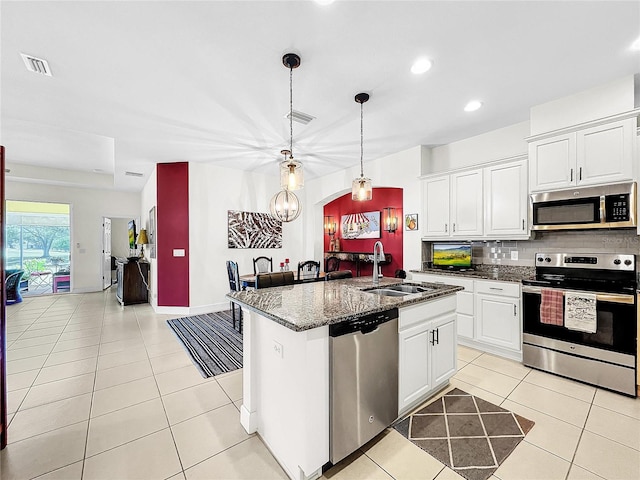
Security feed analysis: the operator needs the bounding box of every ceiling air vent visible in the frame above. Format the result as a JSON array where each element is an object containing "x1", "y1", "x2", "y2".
[
  {"x1": 125, "y1": 171, "x2": 144, "y2": 177},
  {"x1": 286, "y1": 110, "x2": 315, "y2": 125},
  {"x1": 20, "y1": 53, "x2": 52, "y2": 76}
]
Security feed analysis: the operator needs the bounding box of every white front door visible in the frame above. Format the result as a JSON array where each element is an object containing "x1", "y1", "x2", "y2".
[{"x1": 103, "y1": 217, "x2": 112, "y2": 290}]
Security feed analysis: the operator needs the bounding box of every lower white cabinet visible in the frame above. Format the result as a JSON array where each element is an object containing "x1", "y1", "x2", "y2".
[
  {"x1": 398, "y1": 296, "x2": 457, "y2": 415},
  {"x1": 475, "y1": 280, "x2": 521, "y2": 353},
  {"x1": 410, "y1": 272, "x2": 523, "y2": 361}
]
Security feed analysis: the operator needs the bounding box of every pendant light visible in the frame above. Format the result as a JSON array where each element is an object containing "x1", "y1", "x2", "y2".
[
  {"x1": 269, "y1": 188, "x2": 301, "y2": 222},
  {"x1": 279, "y1": 53, "x2": 303, "y2": 191},
  {"x1": 352, "y1": 92, "x2": 372, "y2": 201}
]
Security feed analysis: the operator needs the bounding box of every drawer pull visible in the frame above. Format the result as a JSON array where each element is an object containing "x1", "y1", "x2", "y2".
[{"x1": 489, "y1": 287, "x2": 504, "y2": 291}]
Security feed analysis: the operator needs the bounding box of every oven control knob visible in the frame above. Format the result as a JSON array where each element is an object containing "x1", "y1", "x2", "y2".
[
  {"x1": 624, "y1": 259, "x2": 632, "y2": 266},
  {"x1": 614, "y1": 259, "x2": 621, "y2": 265},
  {"x1": 537, "y1": 257, "x2": 544, "y2": 262},
  {"x1": 544, "y1": 257, "x2": 551, "y2": 263}
]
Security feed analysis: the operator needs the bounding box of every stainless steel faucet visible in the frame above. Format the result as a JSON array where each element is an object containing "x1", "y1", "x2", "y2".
[{"x1": 373, "y1": 241, "x2": 384, "y2": 285}]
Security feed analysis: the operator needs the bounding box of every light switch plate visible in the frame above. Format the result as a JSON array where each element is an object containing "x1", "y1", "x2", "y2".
[
  {"x1": 511, "y1": 251, "x2": 518, "y2": 260},
  {"x1": 173, "y1": 249, "x2": 185, "y2": 257}
]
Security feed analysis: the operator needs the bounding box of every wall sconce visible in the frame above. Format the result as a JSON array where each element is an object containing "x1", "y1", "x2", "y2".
[
  {"x1": 324, "y1": 215, "x2": 336, "y2": 236},
  {"x1": 383, "y1": 207, "x2": 398, "y2": 233}
]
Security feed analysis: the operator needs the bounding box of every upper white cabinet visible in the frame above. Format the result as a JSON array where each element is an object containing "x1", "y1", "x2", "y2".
[
  {"x1": 423, "y1": 169, "x2": 483, "y2": 239},
  {"x1": 484, "y1": 159, "x2": 528, "y2": 238},
  {"x1": 422, "y1": 176, "x2": 450, "y2": 237},
  {"x1": 450, "y1": 170, "x2": 483, "y2": 237},
  {"x1": 422, "y1": 158, "x2": 528, "y2": 240},
  {"x1": 529, "y1": 118, "x2": 635, "y2": 192}
]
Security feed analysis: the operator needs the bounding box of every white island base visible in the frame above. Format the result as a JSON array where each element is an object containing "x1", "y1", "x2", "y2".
[
  {"x1": 239, "y1": 294, "x2": 458, "y2": 480},
  {"x1": 240, "y1": 308, "x2": 329, "y2": 480}
]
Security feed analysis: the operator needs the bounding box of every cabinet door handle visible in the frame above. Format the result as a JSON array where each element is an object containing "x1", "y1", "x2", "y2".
[
  {"x1": 435, "y1": 327, "x2": 439, "y2": 345},
  {"x1": 444, "y1": 223, "x2": 448, "y2": 233},
  {"x1": 522, "y1": 219, "x2": 525, "y2": 230},
  {"x1": 514, "y1": 304, "x2": 517, "y2": 316},
  {"x1": 570, "y1": 168, "x2": 573, "y2": 182},
  {"x1": 430, "y1": 330, "x2": 435, "y2": 346},
  {"x1": 579, "y1": 167, "x2": 582, "y2": 181},
  {"x1": 453, "y1": 223, "x2": 456, "y2": 232}
]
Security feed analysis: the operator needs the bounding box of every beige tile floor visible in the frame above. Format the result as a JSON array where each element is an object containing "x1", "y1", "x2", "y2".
[{"x1": 1, "y1": 290, "x2": 639, "y2": 479}]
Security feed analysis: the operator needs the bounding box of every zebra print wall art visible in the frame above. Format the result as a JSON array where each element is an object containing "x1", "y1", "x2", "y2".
[{"x1": 228, "y1": 210, "x2": 282, "y2": 249}]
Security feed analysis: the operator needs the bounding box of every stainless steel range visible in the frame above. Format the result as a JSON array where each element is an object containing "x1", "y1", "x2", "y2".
[{"x1": 522, "y1": 253, "x2": 637, "y2": 396}]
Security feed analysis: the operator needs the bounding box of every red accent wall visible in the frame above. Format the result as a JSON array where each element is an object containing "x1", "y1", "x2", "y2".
[
  {"x1": 157, "y1": 162, "x2": 190, "y2": 306},
  {"x1": 324, "y1": 188, "x2": 403, "y2": 277}
]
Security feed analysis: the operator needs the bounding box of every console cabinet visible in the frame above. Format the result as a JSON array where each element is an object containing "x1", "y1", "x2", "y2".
[{"x1": 116, "y1": 260, "x2": 149, "y2": 306}]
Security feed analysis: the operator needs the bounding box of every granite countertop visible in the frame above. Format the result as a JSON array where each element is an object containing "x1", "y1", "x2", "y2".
[
  {"x1": 226, "y1": 277, "x2": 463, "y2": 332},
  {"x1": 410, "y1": 265, "x2": 535, "y2": 283}
]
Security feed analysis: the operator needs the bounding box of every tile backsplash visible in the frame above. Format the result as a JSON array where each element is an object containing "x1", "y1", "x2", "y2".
[{"x1": 422, "y1": 229, "x2": 640, "y2": 268}]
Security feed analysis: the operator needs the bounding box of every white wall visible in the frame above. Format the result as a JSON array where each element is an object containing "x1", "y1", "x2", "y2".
[
  {"x1": 140, "y1": 167, "x2": 157, "y2": 308},
  {"x1": 303, "y1": 145, "x2": 423, "y2": 273},
  {"x1": 110, "y1": 217, "x2": 132, "y2": 259},
  {"x1": 6, "y1": 181, "x2": 141, "y2": 293},
  {"x1": 425, "y1": 121, "x2": 530, "y2": 174},
  {"x1": 530, "y1": 75, "x2": 636, "y2": 135},
  {"x1": 187, "y1": 163, "x2": 304, "y2": 313}
]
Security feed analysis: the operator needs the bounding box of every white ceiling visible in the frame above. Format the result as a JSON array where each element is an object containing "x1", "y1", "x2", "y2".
[{"x1": 2, "y1": 1, "x2": 639, "y2": 191}]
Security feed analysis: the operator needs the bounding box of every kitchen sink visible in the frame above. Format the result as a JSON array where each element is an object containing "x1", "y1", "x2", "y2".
[
  {"x1": 385, "y1": 284, "x2": 434, "y2": 294},
  {"x1": 366, "y1": 284, "x2": 435, "y2": 297},
  {"x1": 367, "y1": 289, "x2": 410, "y2": 297}
]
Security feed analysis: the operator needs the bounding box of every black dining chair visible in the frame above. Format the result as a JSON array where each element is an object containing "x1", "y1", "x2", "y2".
[
  {"x1": 253, "y1": 256, "x2": 273, "y2": 275},
  {"x1": 297, "y1": 260, "x2": 320, "y2": 281},
  {"x1": 325, "y1": 256, "x2": 340, "y2": 273},
  {"x1": 5, "y1": 270, "x2": 25, "y2": 304},
  {"x1": 226, "y1": 260, "x2": 243, "y2": 332},
  {"x1": 325, "y1": 270, "x2": 353, "y2": 281},
  {"x1": 256, "y1": 271, "x2": 295, "y2": 289}
]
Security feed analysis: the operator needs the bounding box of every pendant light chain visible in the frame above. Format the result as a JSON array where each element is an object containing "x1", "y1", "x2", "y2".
[
  {"x1": 360, "y1": 100, "x2": 364, "y2": 177},
  {"x1": 289, "y1": 65, "x2": 294, "y2": 159}
]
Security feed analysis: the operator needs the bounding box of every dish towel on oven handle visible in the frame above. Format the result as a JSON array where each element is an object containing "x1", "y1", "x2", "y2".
[
  {"x1": 564, "y1": 292, "x2": 597, "y2": 333},
  {"x1": 540, "y1": 288, "x2": 564, "y2": 326}
]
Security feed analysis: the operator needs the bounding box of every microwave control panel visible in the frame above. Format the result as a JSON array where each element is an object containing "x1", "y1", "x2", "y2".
[{"x1": 605, "y1": 194, "x2": 630, "y2": 222}]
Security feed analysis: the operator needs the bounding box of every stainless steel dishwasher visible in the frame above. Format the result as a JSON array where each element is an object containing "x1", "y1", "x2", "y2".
[{"x1": 329, "y1": 308, "x2": 399, "y2": 464}]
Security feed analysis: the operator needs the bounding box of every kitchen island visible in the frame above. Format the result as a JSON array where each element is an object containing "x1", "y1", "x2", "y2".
[{"x1": 227, "y1": 277, "x2": 462, "y2": 480}]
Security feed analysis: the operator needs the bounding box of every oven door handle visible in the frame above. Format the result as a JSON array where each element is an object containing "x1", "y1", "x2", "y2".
[{"x1": 522, "y1": 285, "x2": 635, "y2": 304}]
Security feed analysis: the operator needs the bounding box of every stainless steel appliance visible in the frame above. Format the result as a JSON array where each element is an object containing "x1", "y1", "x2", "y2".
[
  {"x1": 522, "y1": 253, "x2": 637, "y2": 396},
  {"x1": 329, "y1": 308, "x2": 399, "y2": 464},
  {"x1": 530, "y1": 182, "x2": 636, "y2": 231}
]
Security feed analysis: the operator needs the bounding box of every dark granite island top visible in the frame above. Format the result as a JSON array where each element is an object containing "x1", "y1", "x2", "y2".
[{"x1": 226, "y1": 276, "x2": 463, "y2": 332}]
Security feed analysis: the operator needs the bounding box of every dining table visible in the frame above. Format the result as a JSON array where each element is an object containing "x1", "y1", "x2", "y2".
[{"x1": 239, "y1": 271, "x2": 326, "y2": 289}]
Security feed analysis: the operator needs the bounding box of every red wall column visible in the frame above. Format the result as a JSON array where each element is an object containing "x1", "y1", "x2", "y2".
[{"x1": 157, "y1": 162, "x2": 190, "y2": 307}]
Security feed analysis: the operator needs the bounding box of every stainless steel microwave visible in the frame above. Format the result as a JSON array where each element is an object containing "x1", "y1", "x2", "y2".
[{"x1": 530, "y1": 182, "x2": 637, "y2": 231}]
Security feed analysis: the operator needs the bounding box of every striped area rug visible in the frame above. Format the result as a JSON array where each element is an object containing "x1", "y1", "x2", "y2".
[{"x1": 167, "y1": 310, "x2": 242, "y2": 378}]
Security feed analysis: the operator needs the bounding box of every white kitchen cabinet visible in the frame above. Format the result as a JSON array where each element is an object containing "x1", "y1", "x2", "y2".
[
  {"x1": 450, "y1": 169, "x2": 483, "y2": 237},
  {"x1": 422, "y1": 175, "x2": 450, "y2": 237},
  {"x1": 529, "y1": 118, "x2": 635, "y2": 192},
  {"x1": 430, "y1": 317, "x2": 456, "y2": 386},
  {"x1": 398, "y1": 296, "x2": 456, "y2": 415},
  {"x1": 410, "y1": 272, "x2": 474, "y2": 341},
  {"x1": 422, "y1": 169, "x2": 483, "y2": 239},
  {"x1": 475, "y1": 280, "x2": 521, "y2": 353},
  {"x1": 484, "y1": 160, "x2": 528, "y2": 238}
]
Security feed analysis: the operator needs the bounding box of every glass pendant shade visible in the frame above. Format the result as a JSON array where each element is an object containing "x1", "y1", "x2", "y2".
[
  {"x1": 351, "y1": 176, "x2": 372, "y2": 201},
  {"x1": 270, "y1": 189, "x2": 301, "y2": 222},
  {"x1": 280, "y1": 158, "x2": 303, "y2": 191}
]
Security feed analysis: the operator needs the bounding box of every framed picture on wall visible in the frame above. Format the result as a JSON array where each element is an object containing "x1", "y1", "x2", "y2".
[
  {"x1": 341, "y1": 211, "x2": 381, "y2": 239},
  {"x1": 149, "y1": 206, "x2": 156, "y2": 258},
  {"x1": 405, "y1": 213, "x2": 418, "y2": 231}
]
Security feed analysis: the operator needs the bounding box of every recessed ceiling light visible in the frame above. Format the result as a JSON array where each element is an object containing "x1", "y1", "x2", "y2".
[
  {"x1": 464, "y1": 100, "x2": 483, "y2": 112},
  {"x1": 411, "y1": 57, "x2": 432, "y2": 75},
  {"x1": 314, "y1": 0, "x2": 335, "y2": 5},
  {"x1": 631, "y1": 37, "x2": 640, "y2": 51},
  {"x1": 93, "y1": 168, "x2": 104, "y2": 173}
]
